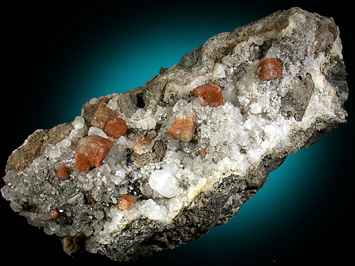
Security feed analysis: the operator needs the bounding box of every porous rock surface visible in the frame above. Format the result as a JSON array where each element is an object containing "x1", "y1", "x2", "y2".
[{"x1": 1, "y1": 7, "x2": 348, "y2": 261}]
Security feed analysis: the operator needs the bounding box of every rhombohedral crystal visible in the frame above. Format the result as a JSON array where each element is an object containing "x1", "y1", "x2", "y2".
[{"x1": 1, "y1": 7, "x2": 348, "y2": 261}]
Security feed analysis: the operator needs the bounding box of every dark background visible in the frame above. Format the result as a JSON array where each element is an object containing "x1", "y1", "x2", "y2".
[{"x1": 1, "y1": 1, "x2": 354, "y2": 265}]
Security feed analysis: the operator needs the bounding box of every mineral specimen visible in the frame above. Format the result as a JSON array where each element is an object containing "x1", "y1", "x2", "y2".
[
  {"x1": 74, "y1": 135, "x2": 114, "y2": 172},
  {"x1": 193, "y1": 83, "x2": 224, "y2": 106},
  {"x1": 56, "y1": 166, "x2": 70, "y2": 180},
  {"x1": 258, "y1": 58, "x2": 283, "y2": 81},
  {"x1": 117, "y1": 194, "x2": 133, "y2": 212},
  {"x1": 167, "y1": 116, "x2": 196, "y2": 142},
  {"x1": 1, "y1": 7, "x2": 348, "y2": 261}
]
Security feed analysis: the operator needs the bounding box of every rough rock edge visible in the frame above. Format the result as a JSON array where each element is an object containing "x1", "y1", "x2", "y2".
[
  {"x1": 3, "y1": 7, "x2": 348, "y2": 261},
  {"x1": 6, "y1": 123, "x2": 74, "y2": 173}
]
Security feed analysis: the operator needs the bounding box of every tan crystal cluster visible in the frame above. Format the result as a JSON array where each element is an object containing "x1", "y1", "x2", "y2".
[{"x1": 74, "y1": 82, "x2": 228, "y2": 174}]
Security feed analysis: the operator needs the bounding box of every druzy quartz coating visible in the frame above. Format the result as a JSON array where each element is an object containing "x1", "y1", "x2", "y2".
[{"x1": 1, "y1": 7, "x2": 348, "y2": 261}]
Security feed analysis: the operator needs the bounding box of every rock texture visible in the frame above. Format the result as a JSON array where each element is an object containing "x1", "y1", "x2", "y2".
[{"x1": 1, "y1": 7, "x2": 348, "y2": 261}]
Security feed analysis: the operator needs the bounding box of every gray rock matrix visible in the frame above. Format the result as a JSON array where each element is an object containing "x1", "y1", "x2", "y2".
[{"x1": 1, "y1": 7, "x2": 348, "y2": 261}]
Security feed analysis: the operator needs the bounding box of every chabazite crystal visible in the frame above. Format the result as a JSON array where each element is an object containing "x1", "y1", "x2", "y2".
[
  {"x1": 104, "y1": 117, "x2": 127, "y2": 139},
  {"x1": 258, "y1": 58, "x2": 283, "y2": 81},
  {"x1": 90, "y1": 98, "x2": 117, "y2": 129},
  {"x1": 193, "y1": 83, "x2": 224, "y2": 107},
  {"x1": 75, "y1": 135, "x2": 113, "y2": 172},
  {"x1": 167, "y1": 116, "x2": 195, "y2": 142},
  {"x1": 56, "y1": 166, "x2": 70, "y2": 179},
  {"x1": 117, "y1": 194, "x2": 133, "y2": 211},
  {"x1": 1, "y1": 8, "x2": 348, "y2": 262}
]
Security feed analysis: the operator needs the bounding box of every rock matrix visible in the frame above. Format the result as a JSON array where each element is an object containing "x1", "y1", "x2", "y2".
[{"x1": 1, "y1": 7, "x2": 348, "y2": 261}]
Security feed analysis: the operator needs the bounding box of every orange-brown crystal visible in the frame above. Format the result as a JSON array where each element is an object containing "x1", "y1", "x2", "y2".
[
  {"x1": 56, "y1": 166, "x2": 70, "y2": 179},
  {"x1": 167, "y1": 116, "x2": 195, "y2": 142},
  {"x1": 104, "y1": 117, "x2": 127, "y2": 139},
  {"x1": 117, "y1": 194, "x2": 133, "y2": 211},
  {"x1": 193, "y1": 83, "x2": 223, "y2": 107},
  {"x1": 90, "y1": 98, "x2": 118, "y2": 129},
  {"x1": 258, "y1": 58, "x2": 282, "y2": 81},
  {"x1": 74, "y1": 135, "x2": 113, "y2": 172}
]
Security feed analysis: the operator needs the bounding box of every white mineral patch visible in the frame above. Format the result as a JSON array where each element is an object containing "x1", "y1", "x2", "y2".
[
  {"x1": 331, "y1": 36, "x2": 343, "y2": 58},
  {"x1": 107, "y1": 95, "x2": 120, "y2": 110},
  {"x1": 57, "y1": 139, "x2": 71, "y2": 149},
  {"x1": 72, "y1": 116, "x2": 85, "y2": 129},
  {"x1": 111, "y1": 169, "x2": 126, "y2": 185},
  {"x1": 88, "y1": 126, "x2": 108, "y2": 138},
  {"x1": 140, "y1": 199, "x2": 169, "y2": 221},
  {"x1": 130, "y1": 110, "x2": 157, "y2": 130},
  {"x1": 213, "y1": 63, "x2": 226, "y2": 78},
  {"x1": 149, "y1": 168, "x2": 179, "y2": 198},
  {"x1": 250, "y1": 102, "x2": 262, "y2": 114}
]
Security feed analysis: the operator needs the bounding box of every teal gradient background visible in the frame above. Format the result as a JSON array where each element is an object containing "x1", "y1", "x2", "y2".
[{"x1": 2, "y1": 1, "x2": 354, "y2": 265}]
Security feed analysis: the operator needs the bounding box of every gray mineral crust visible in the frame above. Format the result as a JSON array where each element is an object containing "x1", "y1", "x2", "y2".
[{"x1": 1, "y1": 7, "x2": 348, "y2": 261}]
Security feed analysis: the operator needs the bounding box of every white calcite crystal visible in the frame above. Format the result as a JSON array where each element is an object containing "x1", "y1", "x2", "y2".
[
  {"x1": 1, "y1": 7, "x2": 348, "y2": 261},
  {"x1": 149, "y1": 163, "x2": 179, "y2": 198}
]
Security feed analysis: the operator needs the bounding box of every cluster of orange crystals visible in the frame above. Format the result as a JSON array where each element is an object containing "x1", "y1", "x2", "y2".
[
  {"x1": 90, "y1": 98, "x2": 128, "y2": 139},
  {"x1": 167, "y1": 58, "x2": 282, "y2": 142},
  {"x1": 74, "y1": 135, "x2": 114, "y2": 173},
  {"x1": 51, "y1": 98, "x2": 133, "y2": 212},
  {"x1": 55, "y1": 60, "x2": 282, "y2": 212},
  {"x1": 167, "y1": 83, "x2": 224, "y2": 143},
  {"x1": 73, "y1": 98, "x2": 128, "y2": 173}
]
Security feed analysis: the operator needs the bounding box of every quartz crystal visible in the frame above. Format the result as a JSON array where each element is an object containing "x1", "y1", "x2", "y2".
[{"x1": 1, "y1": 7, "x2": 348, "y2": 261}]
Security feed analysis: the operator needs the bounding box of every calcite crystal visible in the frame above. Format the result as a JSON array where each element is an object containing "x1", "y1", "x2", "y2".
[{"x1": 1, "y1": 7, "x2": 348, "y2": 261}]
